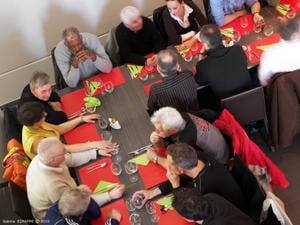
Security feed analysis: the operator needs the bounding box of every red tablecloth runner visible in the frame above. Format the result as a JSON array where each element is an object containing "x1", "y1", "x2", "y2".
[
  {"x1": 78, "y1": 158, "x2": 120, "y2": 191},
  {"x1": 143, "y1": 79, "x2": 163, "y2": 96},
  {"x1": 153, "y1": 197, "x2": 193, "y2": 225},
  {"x1": 83, "y1": 67, "x2": 126, "y2": 96},
  {"x1": 220, "y1": 14, "x2": 254, "y2": 36},
  {"x1": 92, "y1": 199, "x2": 130, "y2": 225},
  {"x1": 184, "y1": 41, "x2": 203, "y2": 58},
  {"x1": 244, "y1": 33, "x2": 281, "y2": 64},
  {"x1": 64, "y1": 123, "x2": 101, "y2": 144},
  {"x1": 61, "y1": 89, "x2": 86, "y2": 117},
  {"x1": 277, "y1": 0, "x2": 300, "y2": 14}
]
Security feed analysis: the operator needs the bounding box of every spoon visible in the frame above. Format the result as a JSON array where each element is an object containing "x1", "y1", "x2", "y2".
[{"x1": 87, "y1": 161, "x2": 108, "y2": 173}]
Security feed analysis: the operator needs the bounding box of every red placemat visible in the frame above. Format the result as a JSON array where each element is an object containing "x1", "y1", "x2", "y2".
[
  {"x1": 220, "y1": 14, "x2": 254, "y2": 36},
  {"x1": 92, "y1": 199, "x2": 130, "y2": 225},
  {"x1": 61, "y1": 89, "x2": 86, "y2": 117},
  {"x1": 143, "y1": 79, "x2": 163, "y2": 96},
  {"x1": 184, "y1": 41, "x2": 203, "y2": 59},
  {"x1": 244, "y1": 33, "x2": 281, "y2": 64},
  {"x1": 138, "y1": 162, "x2": 167, "y2": 189},
  {"x1": 153, "y1": 197, "x2": 193, "y2": 225},
  {"x1": 78, "y1": 158, "x2": 120, "y2": 191},
  {"x1": 64, "y1": 123, "x2": 101, "y2": 144},
  {"x1": 277, "y1": 0, "x2": 300, "y2": 14},
  {"x1": 83, "y1": 67, "x2": 126, "y2": 96}
]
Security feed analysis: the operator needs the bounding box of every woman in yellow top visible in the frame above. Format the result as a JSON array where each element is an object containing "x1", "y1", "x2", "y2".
[{"x1": 18, "y1": 102, "x2": 118, "y2": 159}]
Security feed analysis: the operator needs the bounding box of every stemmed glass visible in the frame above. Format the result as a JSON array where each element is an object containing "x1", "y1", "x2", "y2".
[
  {"x1": 110, "y1": 162, "x2": 122, "y2": 176},
  {"x1": 100, "y1": 130, "x2": 112, "y2": 142},
  {"x1": 129, "y1": 212, "x2": 142, "y2": 225},
  {"x1": 131, "y1": 194, "x2": 144, "y2": 209},
  {"x1": 145, "y1": 201, "x2": 159, "y2": 223},
  {"x1": 110, "y1": 147, "x2": 122, "y2": 162},
  {"x1": 104, "y1": 81, "x2": 114, "y2": 93},
  {"x1": 124, "y1": 161, "x2": 138, "y2": 183}
]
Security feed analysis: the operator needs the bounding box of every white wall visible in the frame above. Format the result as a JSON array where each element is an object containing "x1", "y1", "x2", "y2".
[{"x1": 0, "y1": 0, "x2": 205, "y2": 106}]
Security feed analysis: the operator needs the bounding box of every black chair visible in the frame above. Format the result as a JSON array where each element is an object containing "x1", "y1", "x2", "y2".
[
  {"x1": 51, "y1": 47, "x2": 68, "y2": 90},
  {"x1": 104, "y1": 26, "x2": 122, "y2": 67},
  {"x1": 220, "y1": 86, "x2": 274, "y2": 151},
  {"x1": 9, "y1": 181, "x2": 37, "y2": 224},
  {"x1": 202, "y1": 0, "x2": 216, "y2": 23},
  {"x1": 153, "y1": 5, "x2": 168, "y2": 45},
  {"x1": 197, "y1": 85, "x2": 220, "y2": 112}
]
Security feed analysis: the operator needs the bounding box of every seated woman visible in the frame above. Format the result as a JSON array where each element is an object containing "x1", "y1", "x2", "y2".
[
  {"x1": 18, "y1": 102, "x2": 118, "y2": 159},
  {"x1": 162, "y1": 0, "x2": 207, "y2": 49}
]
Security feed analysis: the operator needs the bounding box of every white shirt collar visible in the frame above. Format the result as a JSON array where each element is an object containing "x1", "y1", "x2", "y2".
[{"x1": 170, "y1": 4, "x2": 193, "y2": 28}]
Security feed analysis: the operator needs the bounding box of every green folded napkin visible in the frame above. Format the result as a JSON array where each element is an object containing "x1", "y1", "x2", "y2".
[
  {"x1": 93, "y1": 180, "x2": 118, "y2": 194},
  {"x1": 256, "y1": 44, "x2": 277, "y2": 51},
  {"x1": 175, "y1": 45, "x2": 190, "y2": 57},
  {"x1": 127, "y1": 64, "x2": 143, "y2": 79},
  {"x1": 86, "y1": 80, "x2": 99, "y2": 96},
  {"x1": 221, "y1": 28, "x2": 234, "y2": 38},
  {"x1": 84, "y1": 97, "x2": 101, "y2": 107},
  {"x1": 128, "y1": 153, "x2": 150, "y2": 166},
  {"x1": 156, "y1": 195, "x2": 174, "y2": 210},
  {"x1": 276, "y1": 4, "x2": 290, "y2": 15}
]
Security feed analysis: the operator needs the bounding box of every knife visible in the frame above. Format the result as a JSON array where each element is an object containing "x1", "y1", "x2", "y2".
[{"x1": 128, "y1": 144, "x2": 153, "y2": 155}]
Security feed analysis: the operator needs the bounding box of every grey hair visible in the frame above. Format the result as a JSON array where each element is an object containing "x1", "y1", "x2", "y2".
[
  {"x1": 199, "y1": 24, "x2": 222, "y2": 49},
  {"x1": 29, "y1": 71, "x2": 50, "y2": 90},
  {"x1": 157, "y1": 49, "x2": 178, "y2": 75},
  {"x1": 62, "y1": 27, "x2": 81, "y2": 42},
  {"x1": 38, "y1": 137, "x2": 63, "y2": 164},
  {"x1": 120, "y1": 6, "x2": 140, "y2": 24},
  {"x1": 167, "y1": 143, "x2": 198, "y2": 169},
  {"x1": 150, "y1": 107, "x2": 186, "y2": 131},
  {"x1": 59, "y1": 187, "x2": 90, "y2": 217}
]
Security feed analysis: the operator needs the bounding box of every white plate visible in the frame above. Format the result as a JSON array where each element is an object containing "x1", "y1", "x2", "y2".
[{"x1": 222, "y1": 40, "x2": 234, "y2": 47}]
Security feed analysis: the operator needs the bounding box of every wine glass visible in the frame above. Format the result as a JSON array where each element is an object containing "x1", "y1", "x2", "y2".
[
  {"x1": 84, "y1": 86, "x2": 92, "y2": 97},
  {"x1": 110, "y1": 148, "x2": 122, "y2": 162},
  {"x1": 129, "y1": 213, "x2": 142, "y2": 225},
  {"x1": 233, "y1": 30, "x2": 241, "y2": 43},
  {"x1": 131, "y1": 194, "x2": 145, "y2": 209},
  {"x1": 263, "y1": 24, "x2": 274, "y2": 37},
  {"x1": 124, "y1": 161, "x2": 138, "y2": 183},
  {"x1": 86, "y1": 106, "x2": 96, "y2": 113},
  {"x1": 98, "y1": 117, "x2": 108, "y2": 130},
  {"x1": 104, "y1": 81, "x2": 114, "y2": 93},
  {"x1": 110, "y1": 162, "x2": 122, "y2": 176},
  {"x1": 287, "y1": 8, "x2": 296, "y2": 19},
  {"x1": 126, "y1": 198, "x2": 136, "y2": 212},
  {"x1": 145, "y1": 201, "x2": 159, "y2": 223},
  {"x1": 139, "y1": 74, "x2": 149, "y2": 81},
  {"x1": 94, "y1": 77, "x2": 103, "y2": 89}
]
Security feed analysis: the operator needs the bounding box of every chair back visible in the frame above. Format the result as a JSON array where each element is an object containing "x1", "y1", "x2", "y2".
[
  {"x1": 104, "y1": 26, "x2": 122, "y2": 67},
  {"x1": 221, "y1": 86, "x2": 266, "y2": 125},
  {"x1": 9, "y1": 180, "x2": 37, "y2": 224},
  {"x1": 153, "y1": 5, "x2": 168, "y2": 44},
  {"x1": 197, "y1": 85, "x2": 220, "y2": 112},
  {"x1": 202, "y1": 0, "x2": 215, "y2": 23},
  {"x1": 51, "y1": 47, "x2": 68, "y2": 90}
]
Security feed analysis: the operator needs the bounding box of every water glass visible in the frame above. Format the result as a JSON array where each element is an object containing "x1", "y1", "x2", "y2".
[
  {"x1": 101, "y1": 130, "x2": 112, "y2": 142},
  {"x1": 111, "y1": 148, "x2": 122, "y2": 162},
  {"x1": 183, "y1": 55, "x2": 193, "y2": 62},
  {"x1": 131, "y1": 194, "x2": 145, "y2": 209},
  {"x1": 139, "y1": 74, "x2": 149, "y2": 81},
  {"x1": 126, "y1": 198, "x2": 136, "y2": 212},
  {"x1": 86, "y1": 106, "x2": 96, "y2": 113},
  {"x1": 104, "y1": 81, "x2": 114, "y2": 93},
  {"x1": 233, "y1": 30, "x2": 241, "y2": 43},
  {"x1": 94, "y1": 77, "x2": 103, "y2": 89},
  {"x1": 125, "y1": 161, "x2": 138, "y2": 183},
  {"x1": 84, "y1": 86, "x2": 92, "y2": 97},
  {"x1": 98, "y1": 117, "x2": 108, "y2": 129},
  {"x1": 240, "y1": 16, "x2": 249, "y2": 28},
  {"x1": 254, "y1": 22, "x2": 262, "y2": 33},
  {"x1": 145, "y1": 201, "x2": 159, "y2": 223},
  {"x1": 191, "y1": 43, "x2": 199, "y2": 52},
  {"x1": 110, "y1": 162, "x2": 122, "y2": 175},
  {"x1": 129, "y1": 213, "x2": 142, "y2": 225},
  {"x1": 263, "y1": 24, "x2": 274, "y2": 37},
  {"x1": 287, "y1": 8, "x2": 296, "y2": 19}
]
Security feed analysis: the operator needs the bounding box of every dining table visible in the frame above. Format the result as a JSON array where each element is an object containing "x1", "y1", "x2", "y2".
[{"x1": 56, "y1": 4, "x2": 295, "y2": 225}]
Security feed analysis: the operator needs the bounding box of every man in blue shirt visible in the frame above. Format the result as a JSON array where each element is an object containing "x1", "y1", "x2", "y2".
[{"x1": 210, "y1": 0, "x2": 264, "y2": 26}]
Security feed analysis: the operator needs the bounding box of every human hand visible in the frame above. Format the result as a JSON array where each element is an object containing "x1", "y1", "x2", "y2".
[
  {"x1": 132, "y1": 190, "x2": 151, "y2": 206},
  {"x1": 81, "y1": 114, "x2": 101, "y2": 123},
  {"x1": 146, "y1": 147, "x2": 158, "y2": 162},
  {"x1": 253, "y1": 13, "x2": 264, "y2": 26},
  {"x1": 48, "y1": 101, "x2": 62, "y2": 111},
  {"x1": 150, "y1": 132, "x2": 161, "y2": 146},
  {"x1": 166, "y1": 168, "x2": 180, "y2": 188},
  {"x1": 179, "y1": 38, "x2": 196, "y2": 51},
  {"x1": 145, "y1": 55, "x2": 157, "y2": 67},
  {"x1": 108, "y1": 209, "x2": 122, "y2": 222},
  {"x1": 109, "y1": 184, "x2": 125, "y2": 200},
  {"x1": 77, "y1": 184, "x2": 92, "y2": 195},
  {"x1": 95, "y1": 141, "x2": 119, "y2": 156}
]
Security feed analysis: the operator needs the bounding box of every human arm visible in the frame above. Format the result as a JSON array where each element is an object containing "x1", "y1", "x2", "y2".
[
  {"x1": 150, "y1": 131, "x2": 169, "y2": 148},
  {"x1": 250, "y1": 2, "x2": 264, "y2": 25},
  {"x1": 92, "y1": 184, "x2": 125, "y2": 206},
  {"x1": 64, "y1": 140, "x2": 119, "y2": 154},
  {"x1": 147, "y1": 148, "x2": 168, "y2": 169},
  {"x1": 106, "y1": 209, "x2": 121, "y2": 225},
  {"x1": 132, "y1": 187, "x2": 162, "y2": 206}
]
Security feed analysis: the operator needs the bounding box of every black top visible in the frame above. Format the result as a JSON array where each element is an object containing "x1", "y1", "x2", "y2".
[
  {"x1": 147, "y1": 70, "x2": 199, "y2": 115},
  {"x1": 159, "y1": 159, "x2": 247, "y2": 212},
  {"x1": 162, "y1": 0, "x2": 207, "y2": 45},
  {"x1": 116, "y1": 16, "x2": 165, "y2": 65},
  {"x1": 18, "y1": 84, "x2": 67, "y2": 125},
  {"x1": 195, "y1": 45, "x2": 253, "y2": 99}
]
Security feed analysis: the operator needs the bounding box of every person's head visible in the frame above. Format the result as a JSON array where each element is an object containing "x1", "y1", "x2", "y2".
[
  {"x1": 199, "y1": 24, "x2": 223, "y2": 50},
  {"x1": 120, "y1": 6, "x2": 143, "y2": 32},
  {"x1": 173, "y1": 188, "x2": 208, "y2": 224},
  {"x1": 59, "y1": 185, "x2": 92, "y2": 217},
  {"x1": 29, "y1": 71, "x2": 52, "y2": 101},
  {"x1": 166, "y1": 0, "x2": 185, "y2": 18},
  {"x1": 150, "y1": 107, "x2": 186, "y2": 138},
  {"x1": 279, "y1": 14, "x2": 300, "y2": 41},
  {"x1": 17, "y1": 102, "x2": 46, "y2": 126},
  {"x1": 166, "y1": 143, "x2": 198, "y2": 174},
  {"x1": 157, "y1": 49, "x2": 179, "y2": 76},
  {"x1": 62, "y1": 27, "x2": 83, "y2": 54},
  {"x1": 38, "y1": 137, "x2": 67, "y2": 167}
]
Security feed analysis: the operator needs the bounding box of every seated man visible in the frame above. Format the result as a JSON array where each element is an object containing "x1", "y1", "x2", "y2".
[
  {"x1": 27, "y1": 137, "x2": 125, "y2": 222},
  {"x1": 210, "y1": 0, "x2": 264, "y2": 26},
  {"x1": 18, "y1": 102, "x2": 118, "y2": 159},
  {"x1": 116, "y1": 6, "x2": 165, "y2": 66},
  {"x1": 147, "y1": 49, "x2": 199, "y2": 115},
  {"x1": 147, "y1": 107, "x2": 229, "y2": 166},
  {"x1": 195, "y1": 24, "x2": 253, "y2": 99},
  {"x1": 173, "y1": 189, "x2": 257, "y2": 225},
  {"x1": 134, "y1": 143, "x2": 246, "y2": 212},
  {"x1": 18, "y1": 71, "x2": 67, "y2": 125},
  {"x1": 162, "y1": 0, "x2": 207, "y2": 49},
  {"x1": 44, "y1": 185, "x2": 122, "y2": 225},
  {"x1": 55, "y1": 27, "x2": 112, "y2": 88},
  {"x1": 259, "y1": 14, "x2": 300, "y2": 86}
]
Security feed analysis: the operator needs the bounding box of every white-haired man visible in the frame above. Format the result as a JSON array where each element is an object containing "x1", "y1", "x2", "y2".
[
  {"x1": 147, "y1": 107, "x2": 229, "y2": 166},
  {"x1": 116, "y1": 6, "x2": 165, "y2": 66},
  {"x1": 55, "y1": 27, "x2": 112, "y2": 88},
  {"x1": 26, "y1": 137, "x2": 125, "y2": 222}
]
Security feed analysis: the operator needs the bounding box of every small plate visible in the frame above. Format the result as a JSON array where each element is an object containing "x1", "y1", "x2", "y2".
[
  {"x1": 109, "y1": 118, "x2": 121, "y2": 129},
  {"x1": 222, "y1": 40, "x2": 234, "y2": 47}
]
